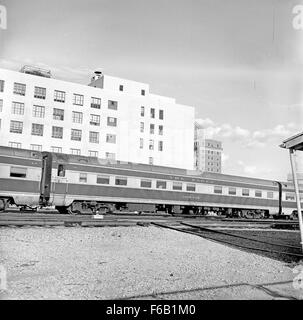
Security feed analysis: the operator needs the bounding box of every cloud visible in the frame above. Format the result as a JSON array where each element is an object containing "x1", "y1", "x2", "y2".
[
  {"x1": 197, "y1": 117, "x2": 301, "y2": 148},
  {"x1": 195, "y1": 118, "x2": 215, "y2": 128}
]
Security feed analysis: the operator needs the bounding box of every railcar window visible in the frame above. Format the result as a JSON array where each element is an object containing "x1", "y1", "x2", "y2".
[
  {"x1": 186, "y1": 183, "x2": 196, "y2": 192},
  {"x1": 214, "y1": 186, "x2": 222, "y2": 194},
  {"x1": 57, "y1": 165, "x2": 65, "y2": 177},
  {"x1": 97, "y1": 175, "x2": 110, "y2": 185},
  {"x1": 10, "y1": 167, "x2": 27, "y2": 178},
  {"x1": 286, "y1": 193, "x2": 295, "y2": 201},
  {"x1": 140, "y1": 179, "x2": 152, "y2": 188},
  {"x1": 115, "y1": 177, "x2": 127, "y2": 186},
  {"x1": 228, "y1": 187, "x2": 236, "y2": 195},
  {"x1": 79, "y1": 173, "x2": 87, "y2": 183},
  {"x1": 255, "y1": 190, "x2": 262, "y2": 197},
  {"x1": 173, "y1": 182, "x2": 182, "y2": 191},
  {"x1": 156, "y1": 181, "x2": 167, "y2": 189},
  {"x1": 267, "y1": 191, "x2": 274, "y2": 199},
  {"x1": 242, "y1": 189, "x2": 249, "y2": 196}
]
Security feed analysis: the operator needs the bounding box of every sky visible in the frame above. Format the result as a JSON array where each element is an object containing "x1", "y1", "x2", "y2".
[{"x1": 0, "y1": 0, "x2": 302, "y2": 181}]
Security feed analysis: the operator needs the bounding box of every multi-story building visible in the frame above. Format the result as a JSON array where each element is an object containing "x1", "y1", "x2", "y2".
[
  {"x1": 194, "y1": 122, "x2": 223, "y2": 173},
  {"x1": 0, "y1": 66, "x2": 195, "y2": 169},
  {"x1": 287, "y1": 172, "x2": 303, "y2": 184}
]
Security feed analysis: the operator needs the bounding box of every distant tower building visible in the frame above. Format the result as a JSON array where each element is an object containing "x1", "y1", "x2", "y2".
[{"x1": 194, "y1": 121, "x2": 223, "y2": 173}]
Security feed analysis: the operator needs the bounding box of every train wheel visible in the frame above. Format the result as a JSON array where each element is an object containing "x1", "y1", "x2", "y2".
[
  {"x1": 245, "y1": 211, "x2": 253, "y2": 219},
  {"x1": 55, "y1": 206, "x2": 73, "y2": 214},
  {"x1": 0, "y1": 199, "x2": 7, "y2": 212}
]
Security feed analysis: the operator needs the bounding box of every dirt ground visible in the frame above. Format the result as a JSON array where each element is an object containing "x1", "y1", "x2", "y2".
[{"x1": 0, "y1": 226, "x2": 302, "y2": 300}]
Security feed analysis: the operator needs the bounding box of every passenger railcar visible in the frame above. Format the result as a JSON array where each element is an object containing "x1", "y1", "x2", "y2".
[{"x1": 0, "y1": 146, "x2": 301, "y2": 218}]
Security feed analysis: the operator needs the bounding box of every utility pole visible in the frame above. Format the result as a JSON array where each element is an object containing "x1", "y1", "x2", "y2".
[{"x1": 280, "y1": 132, "x2": 303, "y2": 253}]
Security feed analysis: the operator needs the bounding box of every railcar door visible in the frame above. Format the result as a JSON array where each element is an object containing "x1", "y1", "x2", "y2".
[
  {"x1": 51, "y1": 164, "x2": 69, "y2": 206},
  {"x1": 39, "y1": 152, "x2": 53, "y2": 206}
]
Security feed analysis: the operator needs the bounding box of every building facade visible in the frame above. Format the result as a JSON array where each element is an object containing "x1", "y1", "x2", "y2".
[
  {"x1": 194, "y1": 122, "x2": 223, "y2": 173},
  {"x1": 0, "y1": 66, "x2": 195, "y2": 169}
]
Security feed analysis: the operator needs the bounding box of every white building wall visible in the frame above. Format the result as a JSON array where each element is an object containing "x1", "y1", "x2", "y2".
[{"x1": 0, "y1": 67, "x2": 195, "y2": 170}]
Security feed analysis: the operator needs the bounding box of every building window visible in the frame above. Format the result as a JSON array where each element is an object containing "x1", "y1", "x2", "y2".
[
  {"x1": 71, "y1": 129, "x2": 82, "y2": 141},
  {"x1": 54, "y1": 90, "x2": 65, "y2": 103},
  {"x1": 158, "y1": 141, "x2": 163, "y2": 152},
  {"x1": 159, "y1": 109, "x2": 164, "y2": 120},
  {"x1": 286, "y1": 193, "x2": 295, "y2": 201},
  {"x1": 9, "y1": 142, "x2": 21, "y2": 149},
  {"x1": 51, "y1": 146, "x2": 62, "y2": 153},
  {"x1": 140, "y1": 138, "x2": 144, "y2": 149},
  {"x1": 0, "y1": 80, "x2": 4, "y2": 92},
  {"x1": 149, "y1": 157, "x2": 153, "y2": 165},
  {"x1": 58, "y1": 164, "x2": 67, "y2": 176},
  {"x1": 267, "y1": 191, "x2": 274, "y2": 199},
  {"x1": 141, "y1": 89, "x2": 145, "y2": 96},
  {"x1": 13, "y1": 83, "x2": 26, "y2": 96},
  {"x1": 106, "y1": 134, "x2": 116, "y2": 143},
  {"x1": 149, "y1": 139, "x2": 154, "y2": 150},
  {"x1": 228, "y1": 187, "x2": 237, "y2": 195},
  {"x1": 89, "y1": 150, "x2": 98, "y2": 157},
  {"x1": 242, "y1": 189, "x2": 249, "y2": 196},
  {"x1": 70, "y1": 148, "x2": 81, "y2": 155},
  {"x1": 173, "y1": 182, "x2": 183, "y2": 191},
  {"x1": 11, "y1": 102, "x2": 24, "y2": 115},
  {"x1": 150, "y1": 108, "x2": 155, "y2": 118},
  {"x1": 107, "y1": 117, "x2": 117, "y2": 127},
  {"x1": 33, "y1": 105, "x2": 45, "y2": 118},
  {"x1": 140, "y1": 179, "x2": 152, "y2": 188},
  {"x1": 52, "y1": 126, "x2": 63, "y2": 139},
  {"x1": 31, "y1": 123, "x2": 44, "y2": 136},
  {"x1": 119, "y1": 85, "x2": 123, "y2": 91},
  {"x1": 106, "y1": 152, "x2": 115, "y2": 160},
  {"x1": 72, "y1": 111, "x2": 83, "y2": 123},
  {"x1": 156, "y1": 180, "x2": 167, "y2": 189},
  {"x1": 89, "y1": 131, "x2": 99, "y2": 143},
  {"x1": 10, "y1": 166, "x2": 27, "y2": 178},
  {"x1": 214, "y1": 186, "x2": 222, "y2": 194},
  {"x1": 255, "y1": 190, "x2": 262, "y2": 198},
  {"x1": 150, "y1": 124, "x2": 154, "y2": 134},
  {"x1": 34, "y1": 87, "x2": 46, "y2": 99},
  {"x1": 186, "y1": 183, "x2": 196, "y2": 192},
  {"x1": 91, "y1": 97, "x2": 101, "y2": 109},
  {"x1": 97, "y1": 175, "x2": 110, "y2": 184},
  {"x1": 159, "y1": 125, "x2": 163, "y2": 135},
  {"x1": 90, "y1": 114, "x2": 100, "y2": 126},
  {"x1": 10, "y1": 120, "x2": 23, "y2": 134},
  {"x1": 141, "y1": 106, "x2": 145, "y2": 116},
  {"x1": 79, "y1": 173, "x2": 87, "y2": 183},
  {"x1": 115, "y1": 177, "x2": 127, "y2": 186},
  {"x1": 108, "y1": 100, "x2": 118, "y2": 110},
  {"x1": 140, "y1": 122, "x2": 144, "y2": 133},
  {"x1": 0, "y1": 99, "x2": 3, "y2": 112},
  {"x1": 30, "y1": 144, "x2": 42, "y2": 151},
  {"x1": 73, "y1": 94, "x2": 84, "y2": 106},
  {"x1": 53, "y1": 108, "x2": 64, "y2": 120}
]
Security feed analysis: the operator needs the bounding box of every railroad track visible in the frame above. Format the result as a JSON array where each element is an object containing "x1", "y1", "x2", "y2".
[
  {"x1": 0, "y1": 211, "x2": 300, "y2": 231},
  {"x1": 152, "y1": 222, "x2": 303, "y2": 263}
]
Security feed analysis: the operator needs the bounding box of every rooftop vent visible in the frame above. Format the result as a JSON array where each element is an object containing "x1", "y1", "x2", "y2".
[
  {"x1": 91, "y1": 69, "x2": 103, "y2": 82},
  {"x1": 20, "y1": 65, "x2": 52, "y2": 78}
]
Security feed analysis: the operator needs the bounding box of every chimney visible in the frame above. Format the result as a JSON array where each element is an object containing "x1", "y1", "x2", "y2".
[{"x1": 89, "y1": 69, "x2": 104, "y2": 88}]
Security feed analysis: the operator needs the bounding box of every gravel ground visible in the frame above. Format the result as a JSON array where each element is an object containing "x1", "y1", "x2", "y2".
[{"x1": 0, "y1": 226, "x2": 301, "y2": 300}]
